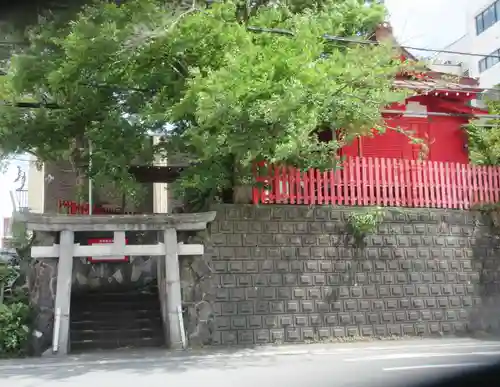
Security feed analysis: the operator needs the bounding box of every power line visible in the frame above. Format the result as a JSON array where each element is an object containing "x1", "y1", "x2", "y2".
[
  {"x1": 322, "y1": 34, "x2": 500, "y2": 60},
  {"x1": 247, "y1": 26, "x2": 500, "y2": 60},
  {"x1": 251, "y1": 27, "x2": 500, "y2": 60}
]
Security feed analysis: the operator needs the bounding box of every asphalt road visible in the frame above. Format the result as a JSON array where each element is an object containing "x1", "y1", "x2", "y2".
[{"x1": 1, "y1": 338, "x2": 499, "y2": 387}]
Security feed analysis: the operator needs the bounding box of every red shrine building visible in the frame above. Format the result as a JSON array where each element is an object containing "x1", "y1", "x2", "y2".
[{"x1": 340, "y1": 23, "x2": 487, "y2": 164}]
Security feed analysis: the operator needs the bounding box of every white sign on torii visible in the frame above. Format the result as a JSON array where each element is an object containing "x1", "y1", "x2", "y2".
[{"x1": 16, "y1": 211, "x2": 216, "y2": 356}]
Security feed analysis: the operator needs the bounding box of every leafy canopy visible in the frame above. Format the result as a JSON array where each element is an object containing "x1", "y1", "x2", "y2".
[
  {"x1": 467, "y1": 91, "x2": 500, "y2": 166},
  {"x1": 0, "y1": 0, "x2": 413, "y2": 206}
]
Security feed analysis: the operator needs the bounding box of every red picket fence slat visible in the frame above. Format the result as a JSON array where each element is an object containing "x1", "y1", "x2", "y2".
[{"x1": 252, "y1": 157, "x2": 500, "y2": 209}]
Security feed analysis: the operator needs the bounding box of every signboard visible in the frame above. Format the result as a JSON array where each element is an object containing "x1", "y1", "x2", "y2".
[
  {"x1": 87, "y1": 238, "x2": 129, "y2": 263},
  {"x1": 57, "y1": 200, "x2": 122, "y2": 215}
]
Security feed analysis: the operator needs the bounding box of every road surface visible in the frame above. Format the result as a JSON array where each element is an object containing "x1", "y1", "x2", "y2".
[{"x1": 1, "y1": 338, "x2": 499, "y2": 387}]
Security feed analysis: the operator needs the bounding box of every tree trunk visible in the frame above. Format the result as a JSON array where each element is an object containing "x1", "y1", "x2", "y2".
[
  {"x1": 231, "y1": 156, "x2": 253, "y2": 204},
  {"x1": 232, "y1": 185, "x2": 252, "y2": 204}
]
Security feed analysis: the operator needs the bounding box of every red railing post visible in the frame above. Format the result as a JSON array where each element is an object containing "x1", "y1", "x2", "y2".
[
  {"x1": 328, "y1": 168, "x2": 335, "y2": 205},
  {"x1": 362, "y1": 158, "x2": 369, "y2": 206},
  {"x1": 289, "y1": 166, "x2": 296, "y2": 204},
  {"x1": 349, "y1": 158, "x2": 356, "y2": 206},
  {"x1": 355, "y1": 157, "x2": 362, "y2": 206},
  {"x1": 477, "y1": 166, "x2": 485, "y2": 205},
  {"x1": 367, "y1": 157, "x2": 374, "y2": 205},
  {"x1": 493, "y1": 166, "x2": 500, "y2": 204},
  {"x1": 317, "y1": 168, "x2": 323, "y2": 205},
  {"x1": 487, "y1": 165, "x2": 494, "y2": 205},
  {"x1": 322, "y1": 170, "x2": 329, "y2": 205},
  {"x1": 386, "y1": 158, "x2": 394, "y2": 206},
  {"x1": 417, "y1": 161, "x2": 424, "y2": 208},
  {"x1": 308, "y1": 169, "x2": 316, "y2": 205},
  {"x1": 471, "y1": 164, "x2": 478, "y2": 206},
  {"x1": 336, "y1": 164, "x2": 344, "y2": 205},
  {"x1": 449, "y1": 163, "x2": 458, "y2": 209}
]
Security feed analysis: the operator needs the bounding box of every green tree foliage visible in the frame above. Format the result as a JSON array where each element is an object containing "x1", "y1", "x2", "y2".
[
  {"x1": 0, "y1": 253, "x2": 29, "y2": 358},
  {"x1": 467, "y1": 93, "x2": 500, "y2": 165},
  {"x1": 0, "y1": 0, "x2": 414, "y2": 207},
  {"x1": 0, "y1": 301, "x2": 30, "y2": 357}
]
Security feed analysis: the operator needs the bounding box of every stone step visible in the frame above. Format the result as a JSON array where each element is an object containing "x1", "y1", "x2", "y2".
[
  {"x1": 71, "y1": 297, "x2": 161, "y2": 311},
  {"x1": 72, "y1": 291, "x2": 159, "y2": 303},
  {"x1": 71, "y1": 316, "x2": 163, "y2": 331},
  {"x1": 71, "y1": 306, "x2": 162, "y2": 321},
  {"x1": 71, "y1": 326, "x2": 163, "y2": 342},
  {"x1": 71, "y1": 336, "x2": 165, "y2": 353},
  {"x1": 70, "y1": 285, "x2": 164, "y2": 353}
]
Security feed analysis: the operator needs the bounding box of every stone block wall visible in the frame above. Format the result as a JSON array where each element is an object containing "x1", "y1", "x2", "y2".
[
  {"x1": 72, "y1": 256, "x2": 157, "y2": 292},
  {"x1": 199, "y1": 204, "x2": 500, "y2": 346},
  {"x1": 71, "y1": 231, "x2": 160, "y2": 293}
]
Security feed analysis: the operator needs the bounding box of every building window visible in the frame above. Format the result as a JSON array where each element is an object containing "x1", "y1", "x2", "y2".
[
  {"x1": 479, "y1": 58, "x2": 486, "y2": 72},
  {"x1": 476, "y1": 15, "x2": 485, "y2": 34},
  {"x1": 476, "y1": 1, "x2": 499, "y2": 35},
  {"x1": 479, "y1": 48, "x2": 500, "y2": 72}
]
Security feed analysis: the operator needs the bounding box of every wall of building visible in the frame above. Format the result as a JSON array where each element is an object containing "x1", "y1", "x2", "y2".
[
  {"x1": 429, "y1": 34, "x2": 472, "y2": 77},
  {"x1": 29, "y1": 160, "x2": 154, "y2": 214},
  {"x1": 152, "y1": 135, "x2": 181, "y2": 214},
  {"x1": 190, "y1": 205, "x2": 500, "y2": 346},
  {"x1": 27, "y1": 157, "x2": 45, "y2": 214},
  {"x1": 428, "y1": 63, "x2": 464, "y2": 76},
  {"x1": 429, "y1": 1, "x2": 500, "y2": 90},
  {"x1": 466, "y1": 0, "x2": 500, "y2": 88},
  {"x1": 29, "y1": 153, "x2": 173, "y2": 215},
  {"x1": 43, "y1": 161, "x2": 79, "y2": 214}
]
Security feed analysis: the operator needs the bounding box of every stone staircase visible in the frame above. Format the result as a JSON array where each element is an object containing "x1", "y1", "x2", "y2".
[{"x1": 70, "y1": 284, "x2": 165, "y2": 352}]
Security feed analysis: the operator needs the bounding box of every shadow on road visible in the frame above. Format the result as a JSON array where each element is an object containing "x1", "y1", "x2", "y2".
[{"x1": 0, "y1": 346, "x2": 293, "y2": 382}]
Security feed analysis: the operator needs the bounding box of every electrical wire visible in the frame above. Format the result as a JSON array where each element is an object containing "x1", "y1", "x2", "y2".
[
  {"x1": 323, "y1": 34, "x2": 500, "y2": 60},
  {"x1": 247, "y1": 26, "x2": 500, "y2": 60}
]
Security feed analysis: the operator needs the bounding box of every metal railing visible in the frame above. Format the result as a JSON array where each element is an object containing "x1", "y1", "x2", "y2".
[{"x1": 10, "y1": 190, "x2": 29, "y2": 211}]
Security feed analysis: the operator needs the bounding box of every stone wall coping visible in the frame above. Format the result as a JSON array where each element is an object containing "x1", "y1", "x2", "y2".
[{"x1": 14, "y1": 211, "x2": 217, "y2": 232}]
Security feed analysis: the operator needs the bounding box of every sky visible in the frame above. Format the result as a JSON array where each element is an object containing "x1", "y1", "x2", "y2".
[
  {"x1": 384, "y1": 0, "x2": 469, "y2": 51},
  {"x1": 0, "y1": 0, "x2": 470, "y2": 232}
]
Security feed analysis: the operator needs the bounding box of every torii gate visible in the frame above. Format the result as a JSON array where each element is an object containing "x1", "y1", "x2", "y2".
[{"x1": 15, "y1": 211, "x2": 216, "y2": 355}]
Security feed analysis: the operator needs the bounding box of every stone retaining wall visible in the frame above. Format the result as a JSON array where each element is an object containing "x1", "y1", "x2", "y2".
[{"x1": 199, "y1": 205, "x2": 500, "y2": 346}]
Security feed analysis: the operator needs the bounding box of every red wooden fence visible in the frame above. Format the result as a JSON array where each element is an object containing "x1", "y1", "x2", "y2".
[{"x1": 252, "y1": 157, "x2": 500, "y2": 209}]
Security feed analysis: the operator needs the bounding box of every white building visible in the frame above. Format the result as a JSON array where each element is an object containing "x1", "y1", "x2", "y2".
[
  {"x1": 431, "y1": 0, "x2": 500, "y2": 93},
  {"x1": 468, "y1": 0, "x2": 500, "y2": 89},
  {"x1": 428, "y1": 34, "x2": 472, "y2": 77}
]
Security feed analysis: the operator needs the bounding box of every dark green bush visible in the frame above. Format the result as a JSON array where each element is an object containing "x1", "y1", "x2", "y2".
[
  {"x1": 0, "y1": 302, "x2": 30, "y2": 357},
  {"x1": 0, "y1": 260, "x2": 30, "y2": 357}
]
